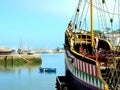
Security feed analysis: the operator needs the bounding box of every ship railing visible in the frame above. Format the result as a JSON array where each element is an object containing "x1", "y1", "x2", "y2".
[
  {"x1": 69, "y1": 32, "x2": 92, "y2": 45},
  {"x1": 67, "y1": 30, "x2": 100, "y2": 46},
  {"x1": 66, "y1": 28, "x2": 101, "y2": 46},
  {"x1": 74, "y1": 34, "x2": 91, "y2": 45},
  {"x1": 69, "y1": 48, "x2": 109, "y2": 90}
]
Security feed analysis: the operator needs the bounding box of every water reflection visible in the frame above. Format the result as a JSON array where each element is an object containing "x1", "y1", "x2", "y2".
[
  {"x1": 0, "y1": 57, "x2": 42, "y2": 71},
  {"x1": 0, "y1": 53, "x2": 64, "y2": 90},
  {"x1": 0, "y1": 63, "x2": 42, "y2": 72},
  {"x1": 39, "y1": 70, "x2": 56, "y2": 74},
  {"x1": 0, "y1": 55, "x2": 42, "y2": 74}
]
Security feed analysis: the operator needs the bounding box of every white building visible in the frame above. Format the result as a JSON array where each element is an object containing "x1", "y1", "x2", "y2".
[{"x1": 103, "y1": 32, "x2": 120, "y2": 50}]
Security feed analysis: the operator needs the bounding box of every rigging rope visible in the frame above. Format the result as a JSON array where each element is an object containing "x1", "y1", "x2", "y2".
[
  {"x1": 86, "y1": 0, "x2": 120, "y2": 16},
  {"x1": 102, "y1": 0, "x2": 108, "y2": 30},
  {"x1": 80, "y1": 0, "x2": 89, "y2": 31},
  {"x1": 95, "y1": 0, "x2": 100, "y2": 30},
  {"x1": 112, "y1": 0, "x2": 117, "y2": 19},
  {"x1": 95, "y1": 0, "x2": 105, "y2": 31},
  {"x1": 105, "y1": 0, "x2": 117, "y2": 49},
  {"x1": 85, "y1": 0, "x2": 119, "y2": 34},
  {"x1": 104, "y1": 0, "x2": 117, "y2": 32},
  {"x1": 104, "y1": 1, "x2": 110, "y2": 19},
  {"x1": 79, "y1": 0, "x2": 87, "y2": 28},
  {"x1": 71, "y1": 0, "x2": 120, "y2": 37}
]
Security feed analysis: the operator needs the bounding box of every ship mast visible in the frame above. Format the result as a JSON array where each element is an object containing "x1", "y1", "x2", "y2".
[{"x1": 90, "y1": 0, "x2": 94, "y2": 49}]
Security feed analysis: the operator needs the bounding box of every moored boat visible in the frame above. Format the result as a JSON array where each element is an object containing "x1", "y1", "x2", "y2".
[
  {"x1": 64, "y1": 0, "x2": 120, "y2": 90},
  {"x1": 39, "y1": 67, "x2": 56, "y2": 72},
  {"x1": 0, "y1": 50, "x2": 14, "y2": 55}
]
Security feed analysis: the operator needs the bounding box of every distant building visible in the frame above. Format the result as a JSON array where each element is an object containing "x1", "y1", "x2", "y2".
[{"x1": 103, "y1": 32, "x2": 120, "y2": 50}]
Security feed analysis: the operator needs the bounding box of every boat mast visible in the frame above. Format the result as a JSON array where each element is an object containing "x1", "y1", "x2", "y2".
[{"x1": 90, "y1": 0, "x2": 94, "y2": 49}]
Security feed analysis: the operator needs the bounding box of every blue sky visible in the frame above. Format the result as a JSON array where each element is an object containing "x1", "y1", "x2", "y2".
[
  {"x1": 0, "y1": 0, "x2": 77, "y2": 49},
  {"x1": 0, "y1": 0, "x2": 118, "y2": 49}
]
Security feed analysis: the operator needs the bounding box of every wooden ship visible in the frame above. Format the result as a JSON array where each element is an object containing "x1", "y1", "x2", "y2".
[{"x1": 64, "y1": 0, "x2": 120, "y2": 89}]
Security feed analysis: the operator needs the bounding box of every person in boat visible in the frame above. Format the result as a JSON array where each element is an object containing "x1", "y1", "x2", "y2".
[
  {"x1": 100, "y1": 32, "x2": 107, "y2": 39},
  {"x1": 68, "y1": 21, "x2": 73, "y2": 31},
  {"x1": 95, "y1": 35, "x2": 99, "y2": 51},
  {"x1": 83, "y1": 49, "x2": 87, "y2": 56},
  {"x1": 98, "y1": 48, "x2": 103, "y2": 60},
  {"x1": 79, "y1": 45, "x2": 83, "y2": 54},
  {"x1": 98, "y1": 48, "x2": 103, "y2": 56},
  {"x1": 66, "y1": 21, "x2": 73, "y2": 38}
]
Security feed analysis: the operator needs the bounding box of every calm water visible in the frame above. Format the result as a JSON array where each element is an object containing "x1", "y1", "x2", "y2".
[{"x1": 0, "y1": 53, "x2": 65, "y2": 90}]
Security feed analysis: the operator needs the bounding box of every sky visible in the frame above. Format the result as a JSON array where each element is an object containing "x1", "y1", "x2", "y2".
[
  {"x1": 0, "y1": 0, "x2": 119, "y2": 49},
  {"x1": 0, "y1": 0, "x2": 77, "y2": 49}
]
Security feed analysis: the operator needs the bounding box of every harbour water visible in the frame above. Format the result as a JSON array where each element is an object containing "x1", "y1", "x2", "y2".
[{"x1": 0, "y1": 53, "x2": 65, "y2": 90}]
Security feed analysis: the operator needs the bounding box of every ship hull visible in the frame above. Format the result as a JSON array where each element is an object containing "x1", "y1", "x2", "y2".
[
  {"x1": 64, "y1": 47, "x2": 105, "y2": 90},
  {"x1": 65, "y1": 64, "x2": 99, "y2": 90}
]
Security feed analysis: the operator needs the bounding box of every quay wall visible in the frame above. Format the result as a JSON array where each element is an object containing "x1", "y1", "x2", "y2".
[{"x1": 0, "y1": 54, "x2": 42, "y2": 66}]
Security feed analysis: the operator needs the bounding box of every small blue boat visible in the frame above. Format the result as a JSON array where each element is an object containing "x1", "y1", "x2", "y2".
[{"x1": 39, "y1": 67, "x2": 56, "y2": 72}]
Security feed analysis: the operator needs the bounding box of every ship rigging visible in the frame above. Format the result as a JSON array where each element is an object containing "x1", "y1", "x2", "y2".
[{"x1": 64, "y1": 0, "x2": 120, "y2": 90}]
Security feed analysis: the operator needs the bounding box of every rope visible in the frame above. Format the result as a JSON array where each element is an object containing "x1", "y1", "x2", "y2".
[
  {"x1": 104, "y1": 1, "x2": 110, "y2": 19},
  {"x1": 79, "y1": 0, "x2": 87, "y2": 28},
  {"x1": 72, "y1": 0, "x2": 120, "y2": 35},
  {"x1": 104, "y1": 0, "x2": 117, "y2": 32},
  {"x1": 86, "y1": 0, "x2": 120, "y2": 16},
  {"x1": 95, "y1": 0, "x2": 105, "y2": 30},
  {"x1": 71, "y1": 0, "x2": 81, "y2": 24},
  {"x1": 112, "y1": 0, "x2": 117, "y2": 19},
  {"x1": 78, "y1": 0, "x2": 89, "y2": 31},
  {"x1": 102, "y1": 1, "x2": 107, "y2": 30},
  {"x1": 95, "y1": 0, "x2": 100, "y2": 30},
  {"x1": 83, "y1": 1, "x2": 89, "y2": 31}
]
